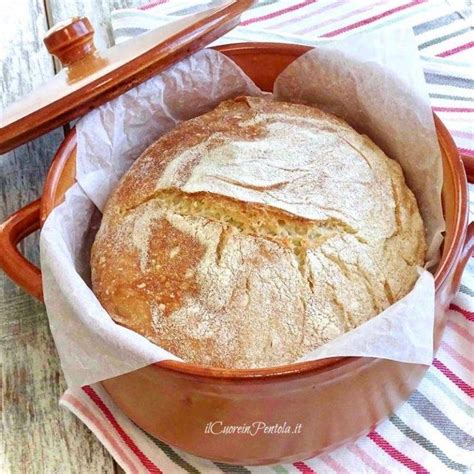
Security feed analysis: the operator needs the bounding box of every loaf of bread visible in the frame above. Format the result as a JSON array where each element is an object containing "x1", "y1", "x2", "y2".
[{"x1": 91, "y1": 96, "x2": 426, "y2": 369}]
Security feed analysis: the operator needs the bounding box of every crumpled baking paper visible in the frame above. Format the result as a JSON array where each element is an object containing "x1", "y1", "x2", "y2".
[{"x1": 41, "y1": 30, "x2": 444, "y2": 388}]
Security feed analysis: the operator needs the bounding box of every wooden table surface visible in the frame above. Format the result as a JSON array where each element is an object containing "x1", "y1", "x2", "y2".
[{"x1": 0, "y1": 1, "x2": 144, "y2": 472}]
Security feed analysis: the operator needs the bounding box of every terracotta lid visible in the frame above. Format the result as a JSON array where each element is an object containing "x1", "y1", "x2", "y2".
[{"x1": 0, "y1": 0, "x2": 255, "y2": 154}]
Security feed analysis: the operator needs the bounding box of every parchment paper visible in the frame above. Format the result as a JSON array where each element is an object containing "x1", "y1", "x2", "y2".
[{"x1": 41, "y1": 30, "x2": 444, "y2": 388}]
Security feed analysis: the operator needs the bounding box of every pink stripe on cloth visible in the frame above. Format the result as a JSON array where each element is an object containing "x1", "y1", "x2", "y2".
[
  {"x1": 450, "y1": 303, "x2": 474, "y2": 322},
  {"x1": 269, "y1": 0, "x2": 346, "y2": 30},
  {"x1": 347, "y1": 443, "x2": 391, "y2": 474},
  {"x1": 432, "y1": 106, "x2": 474, "y2": 113},
  {"x1": 458, "y1": 147, "x2": 474, "y2": 158},
  {"x1": 440, "y1": 340, "x2": 474, "y2": 370},
  {"x1": 433, "y1": 359, "x2": 474, "y2": 397},
  {"x1": 82, "y1": 386, "x2": 163, "y2": 473},
  {"x1": 62, "y1": 393, "x2": 140, "y2": 473},
  {"x1": 437, "y1": 41, "x2": 474, "y2": 57},
  {"x1": 241, "y1": 0, "x2": 317, "y2": 26},
  {"x1": 321, "y1": 0, "x2": 426, "y2": 37},
  {"x1": 447, "y1": 318, "x2": 474, "y2": 343},
  {"x1": 319, "y1": 453, "x2": 350, "y2": 474},
  {"x1": 297, "y1": 0, "x2": 387, "y2": 35},
  {"x1": 140, "y1": 0, "x2": 169, "y2": 11},
  {"x1": 452, "y1": 130, "x2": 474, "y2": 140},
  {"x1": 368, "y1": 431, "x2": 429, "y2": 473}
]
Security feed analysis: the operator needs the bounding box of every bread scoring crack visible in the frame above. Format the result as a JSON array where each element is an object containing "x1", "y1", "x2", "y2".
[
  {"x1": 321, "y1": 249, "x2": 385, "y2": 319},
  {"x1": 122, "y1": 188, "x2": 365, "y2": 289}
]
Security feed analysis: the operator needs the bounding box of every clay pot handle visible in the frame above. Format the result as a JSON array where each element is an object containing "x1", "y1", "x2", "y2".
[
  {"x1": 0, "y1": 200, "x2": 43, "y2": 300},
  {"x1": 44, "y1": 17, "x2": 96, "y2": 67},
  {"x1": 451, "y1": 153, "x2": 474, "y2": 289},
  {"x1": 461, "y1": 153, "x2": 474, "y2": 184},
  {"x1": 453, "y1": 220, "x2": 474, "y2": 290}
]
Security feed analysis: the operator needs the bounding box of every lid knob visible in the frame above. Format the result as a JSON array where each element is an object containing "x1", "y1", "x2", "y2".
[{"x1": 44, "y1": 17, "x2": 96, "y2": 67}]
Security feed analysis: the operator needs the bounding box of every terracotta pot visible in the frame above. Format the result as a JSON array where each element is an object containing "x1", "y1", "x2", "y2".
[{"x1": 1, "y1": 43, "x2": 473, "y2": 465}]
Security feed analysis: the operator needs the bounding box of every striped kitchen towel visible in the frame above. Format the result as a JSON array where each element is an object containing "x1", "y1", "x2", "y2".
[{"x1": 61, "y1": 1, "x2": 474, "y2": 472}]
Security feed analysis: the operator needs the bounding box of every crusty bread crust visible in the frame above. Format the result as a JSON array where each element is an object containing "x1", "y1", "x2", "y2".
[{"x1": 91, "y1": 97, "x2": 426, "y2": 369}]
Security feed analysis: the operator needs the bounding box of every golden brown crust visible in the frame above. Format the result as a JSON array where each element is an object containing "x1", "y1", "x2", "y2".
[{"x1": 91, "y1": 96, "x2": 426, "y2": 369}]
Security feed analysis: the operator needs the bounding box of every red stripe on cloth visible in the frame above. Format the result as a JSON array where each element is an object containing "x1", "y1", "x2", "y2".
[
  {"x1": 63, "y1": 394, "x2": 140, "y2": 473},
  {"x1": 433, "y1": 359, "x2": 474, "y2": 397},
  {"x1": 432, "y1": 106, "x2": 474, "y2": 113},
  {"x1": 241, "y1": 0, "x2": 317, "y2": 26},
  {"x1": 450, "y1": 303, "x2": 474, "y2": 322},
  {"x1": 321, "y1": 0, "x2": 426, "y2": 37},
  {"x1": 368, "y1": 431, "x2": 429, "y2": 473},
  {"x1": 293, "y1": 461, "x2": 316, "y2": 473},
  {"x1": 82, "y1": 386, "x2": 163, "y2": 473},
  {"x1": 140, "y1": 0, "x2": 170, "y2": 11},
  {"x1": 437, "y1": 41, "x2": 474, "y2": 57},
  {"x1": 458, "y1": 147, "x2": 474, "y2": 158}
]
